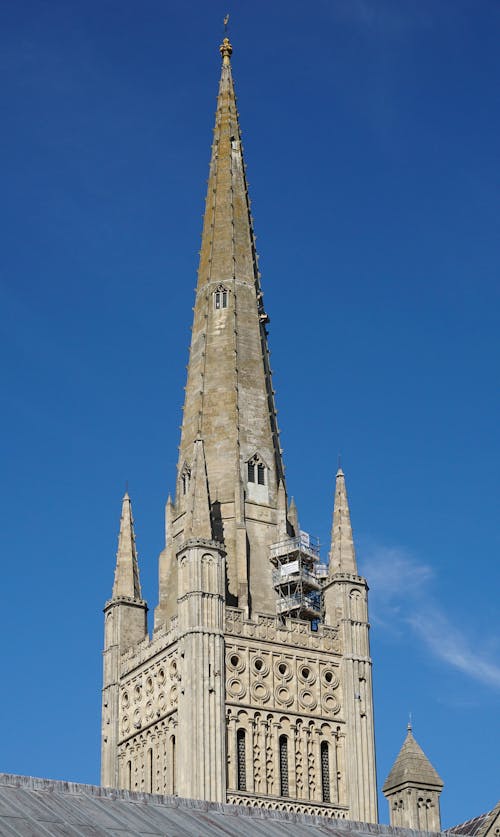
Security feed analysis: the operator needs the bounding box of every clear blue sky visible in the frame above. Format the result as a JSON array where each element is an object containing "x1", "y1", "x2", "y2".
[{"x1": 1, "y1": 0, "x2": 498, "y2": 827}]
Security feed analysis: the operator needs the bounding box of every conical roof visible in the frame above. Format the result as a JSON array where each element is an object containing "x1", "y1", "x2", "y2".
[
  {"x1": 329, "y1": 468, "x2": 357, "y2": 574},
  {"x1": 112, "y1": 492, "x2": 142, "y2": 600},
  {"x1": 383, "y1": 725, "x2": 444, "y2": 793}
]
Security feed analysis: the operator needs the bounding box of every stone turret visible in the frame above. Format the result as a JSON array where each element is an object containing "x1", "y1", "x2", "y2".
[
  {"x1": 328, "y1": 468, "x2": 357, "y2": 574},
  {"x1": 323, "y1": 468, "x2": 378, "y2": 822},
  {"x1": 383, "y1": 724, "x2": 444, "y2": 831},
  {"x1": 176, "y1": 439, "x2": 226, "y2": 801},
  {"x1": 101, "y1": 494, "x2": 148, "y2": 788}
]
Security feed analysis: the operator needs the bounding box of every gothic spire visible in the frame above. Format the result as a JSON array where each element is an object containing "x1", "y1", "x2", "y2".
[
  {"x1": 112, "y1": 492, "x2": 142, "y2": 599},
  {"x1": 328, "y1": 467, "x2": 357, "y2": 574},
  {"x1": 177, "y1": 36, "x2": 283, "y2": 508}
]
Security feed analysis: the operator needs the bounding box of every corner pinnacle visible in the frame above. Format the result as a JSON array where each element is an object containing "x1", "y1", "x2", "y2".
[
  {"x1": 112, "y1": 492, "x2": 142, "y2": 600},
  {"x1": 328, "y1": 467, "x2": 357, "y2": 575}
]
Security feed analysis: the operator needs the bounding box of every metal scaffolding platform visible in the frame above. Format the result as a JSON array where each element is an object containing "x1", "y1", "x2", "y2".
[{"x1": 269, "y1": 533, "x2": 323, "y2": 620}]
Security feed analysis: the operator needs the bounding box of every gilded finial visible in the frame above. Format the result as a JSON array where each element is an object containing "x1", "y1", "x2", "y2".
[{"x1": 220, "y1": 35, "x2": 233, "y2": 66}]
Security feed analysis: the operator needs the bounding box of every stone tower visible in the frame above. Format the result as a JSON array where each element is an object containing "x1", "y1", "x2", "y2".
[
  {"x1": 101, "y1": 36, "x2": 378, "y2": 822},
  {"x1": 383, "y1": 724, "x2": 444, "y2": 831}
]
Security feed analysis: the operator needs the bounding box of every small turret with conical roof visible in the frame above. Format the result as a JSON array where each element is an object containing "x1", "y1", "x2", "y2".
[
  {"x1": 101, "y1": 492, "x2": 148, "y2": 788},
  {"x1": 383, "y1": 723, "x2": 444, "y2": 831},
  {"x1": 328, "y1": 467, "x2": 357, "y2": 575},
  {"x1": 322, "y1": 466, "x2": 378, "y2": 821},
  {"x1": 112, "y1": 492, "x2": 142, "y2": 599}
]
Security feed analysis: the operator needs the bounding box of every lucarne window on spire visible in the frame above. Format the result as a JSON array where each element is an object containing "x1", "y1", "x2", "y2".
[
  {"x1": 214, "y1": 284, "x2": 229, "y2": 310},
  {"x1": 247, "y1": 453, "x2": 266, "y2": 485}
]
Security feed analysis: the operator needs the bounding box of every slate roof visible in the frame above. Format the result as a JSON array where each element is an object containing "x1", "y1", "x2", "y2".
[
  {"x1": 0, "y1": 774, "x2": 445, "y2": 837},
  {"x1": 446, "y1": 801, "x2": 500, "y2": 837},
  {"x1": 383, "y1": 727, "x2": 444, "y2": 793},
  {"x1": 447, "y1": 813, "x2": 492, "y2": 837}
]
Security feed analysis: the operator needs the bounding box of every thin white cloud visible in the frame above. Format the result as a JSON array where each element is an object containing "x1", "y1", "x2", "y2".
[
  {"x1": 408, "y1": 609, "x2": 500, "y2": 689},
  {"x1": 362, "y1": 546, "x2": 433, "y2": 599},
  {"x1": 360, "y1": 544, "x2": 500, "y2": 690}
]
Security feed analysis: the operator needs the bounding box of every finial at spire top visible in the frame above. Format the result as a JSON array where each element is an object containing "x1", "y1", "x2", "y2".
[
  {"x1": 408, "y1": 712, "x2": 413, "y2": 733},
  {"x1": 220, "y1": 36, "x2": 233, "y2": 66}
]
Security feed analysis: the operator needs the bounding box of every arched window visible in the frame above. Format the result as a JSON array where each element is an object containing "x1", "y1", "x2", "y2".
[
  {"x1": 237, "y1": 729, "x2": 246, "y2": 791},
  {"x1": 171, "y1": 735, "x2": 176, "y2": 795},
  {"x1": 247, "y1": 454, "x2": 266, "y2": 485},
  {"x1": 321, "y1": 741, "x2": 330, "y2": 802},
  {"x1": 147, "y1": 747, "x2": 153, "y2": 793},
  {"x1": 181, "y1": 466, "x2": 191, "y2": 495},
  {"x1": 126, "y1": 759, "x2": 132, "y2": 791},
  {"x1": 214, "y1": 285, "x2": 229, "y2": 310},
  {"x1": 279, "y1": 735, "x2": 289, "y2": 797}
]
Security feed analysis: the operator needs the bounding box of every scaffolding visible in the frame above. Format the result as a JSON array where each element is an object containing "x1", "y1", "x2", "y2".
[{"x1": 269, "y1": 533, "x2": 323, "y2": 620}]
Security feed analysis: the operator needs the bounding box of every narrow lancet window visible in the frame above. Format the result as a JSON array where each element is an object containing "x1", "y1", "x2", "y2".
[
  {"x1": 257, "y1": 463, "x2": 265, "y2": 485},
  {"x1": 237, "y1": 729, "x2": 246, "y2": 791},
  {"x1": 279, "y1": 735, "x2": 289, "y2": 797},
  {"x1": 147, "y1": 747, "x2": 153, "y2": 793},
  {"x1": 321, "y1": 741, "x2": 330, "y2": 802},
  {"x1": 181, "y1": 467, "x2": 191, "y2": 495},
  {"x1": 126, "y1": 760, "x2": 132, "y2": 791},
  {"x1": 171, "y1": 735, "x2": 176, "y2": 794},
  {"x1": 247, "y1": 461, "x2": 255, "y2": 482}
]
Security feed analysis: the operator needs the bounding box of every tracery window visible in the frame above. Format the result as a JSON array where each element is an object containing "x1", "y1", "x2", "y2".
[
  {"x1": 214, "y1": 284, "x2": 229, "y2": 310},
  {"x1": 247, "y1": 454, "x2": 266, "y2": 485},
  {"x1": 321, "y1": 741, "x2": 330, "y2": 802},
  {"x1": 237, "y1": 728, "x2": 246, "y2": 791},
  {"x1": 279, "y1": 735, "x2": 289, "y2": 797}
]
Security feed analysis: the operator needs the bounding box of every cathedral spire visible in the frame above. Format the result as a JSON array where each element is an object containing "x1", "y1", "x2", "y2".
[
  {"x1": 328, "y1": 467, "x2": 357, "y2": 574},
  {"x1": 165, "y1": 34, "x2": 284, "y2": 612},
  {"x1": 112, "y1": 492, "x2": 142, "y2": 599}
]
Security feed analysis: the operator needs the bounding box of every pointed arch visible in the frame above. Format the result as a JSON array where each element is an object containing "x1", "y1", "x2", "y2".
[{"x1": 213, "y1": 283, "x2": 230, "y2": 310}]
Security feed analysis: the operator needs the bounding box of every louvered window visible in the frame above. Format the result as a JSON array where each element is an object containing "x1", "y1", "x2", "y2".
[
  {"x1": 321, "y1": 741, "x2": 330, "y2": 802},
  {"x1": 237, "y1": 729, "x2": 246, "y2": 791},
  {"x1": 279, "y1": 735, "x2": 289, "y2": 797}
]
